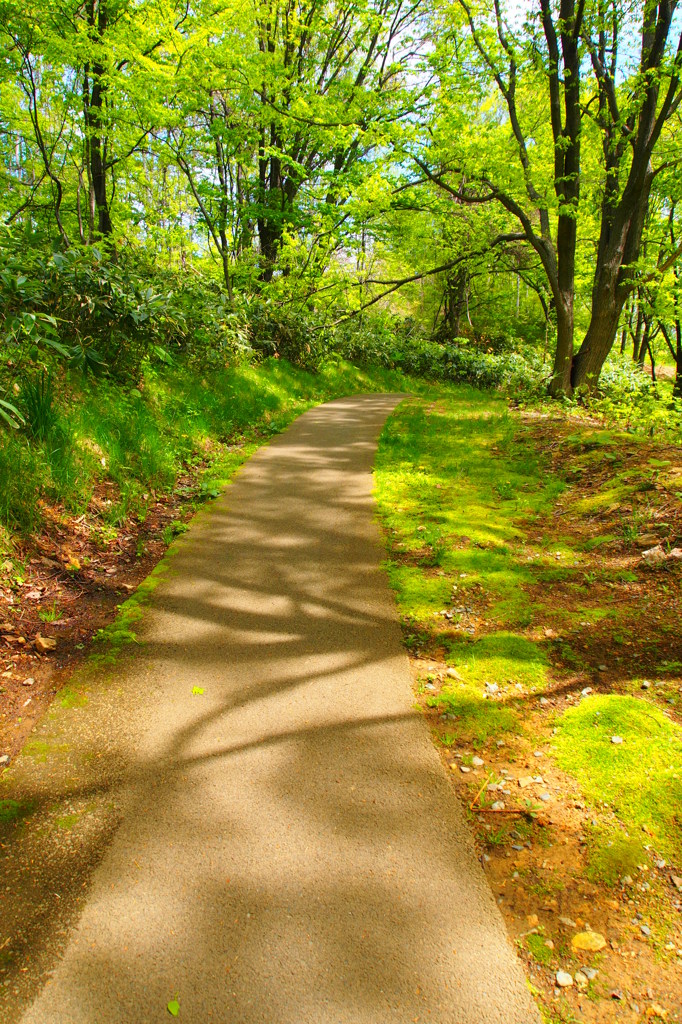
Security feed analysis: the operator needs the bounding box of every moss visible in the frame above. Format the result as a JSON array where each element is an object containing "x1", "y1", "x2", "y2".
[
  {"x1": 446, "y1": 632, "x2": 549, "y2": 692},
  {"x1": 55, "y1": 812, "x2": 81, "y2": 830},
  {"x1": 431, "y1": 684, "x2": 519, "y2": 745},
  {"x1": 23, "y1": 738, "x2": 51, "y2": 762},
  {"x1": 526, "y1": 933, "x2": 554, "y2": 966},
  {"x1": 586, "y1": 832, "x2": 648, "y2": 886},
  {"x1": 91, "y1": 557, "x2": 172, "y2": 665},
  {"x1": 59, "y1": 685, "x2": 88, "y2": 709},
  {"x1": 0, "y1": 798, "x2": 33, "y2": 826},
  {"x1": 555, "y1": 694, "x2": 682, "y2": 863}
]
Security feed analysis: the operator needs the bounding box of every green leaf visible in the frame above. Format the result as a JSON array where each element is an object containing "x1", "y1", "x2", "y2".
[
  {"x1": 0, "y1": 398, "x2": 25, "y2": 430},
  {"x1": 167, "y1": 998, "x2": 180, "y2": 1016}
]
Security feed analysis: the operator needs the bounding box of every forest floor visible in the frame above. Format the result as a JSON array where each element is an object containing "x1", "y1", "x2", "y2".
[{"x1": 375, "y1": 387, "x2": 682, "y2": 1024}]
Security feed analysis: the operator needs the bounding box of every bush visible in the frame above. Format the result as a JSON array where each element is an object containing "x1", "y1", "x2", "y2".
[{"x1": 245, "y1": 299, "x2": 329, "y2": 370}]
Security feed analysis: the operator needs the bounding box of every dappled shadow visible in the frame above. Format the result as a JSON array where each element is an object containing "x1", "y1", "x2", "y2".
[{"x1": 2, "y1": 395, "x2": 537, "y2": 1024}]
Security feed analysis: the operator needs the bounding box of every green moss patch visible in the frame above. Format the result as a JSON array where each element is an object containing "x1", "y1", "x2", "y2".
[
  {"x1": 526, "y1": 933, "x2": 554, "y2": 966},
  {"x1": 555, "y1": 695, "x2": 682, "y2": 864},
  {"x1": 430, "y1": 684, "x2": 519, "y2": 745},
  {"x1": 446, "y1": 632, "x2": 549, "y2": 692},
  {"x1": 0, "y1": 798, "x2": 33, "y2": 827}
]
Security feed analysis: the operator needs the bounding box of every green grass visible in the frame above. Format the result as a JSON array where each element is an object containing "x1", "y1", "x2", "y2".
[
  {"x1": 446, "y1": 632, "x2": 549, "y2": 691},
  {"x1": 430, "y1": 684, "x2": 519, "y2": 745},
  {"x1": 375, "y1": 389, "x2": 557, "y2": 744},
  {"x1": 554, "y1": 694, "x2": 682, "y2": 870},
  {"x1": 375, "y1": 389, "x2": 563, "y2": 628}
]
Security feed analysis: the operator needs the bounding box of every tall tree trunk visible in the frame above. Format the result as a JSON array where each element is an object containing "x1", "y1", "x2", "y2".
[
  {"x1": 548, "y1": 293, "x2": 574, "y2": 396},
  {"x1": 673, "y1": 266, "x2": 682, "y2": 399},
  {"x1": 83, "y1": 0, "x2": 112, "y2": 238},
  {"x1": 571, "y1": 263, "x2": 626, "y2": 389}
]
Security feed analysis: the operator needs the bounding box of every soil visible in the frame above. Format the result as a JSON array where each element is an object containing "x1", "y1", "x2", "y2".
[{"x1": 405, "y1": 413, "x2": 682, "y2": 1024}]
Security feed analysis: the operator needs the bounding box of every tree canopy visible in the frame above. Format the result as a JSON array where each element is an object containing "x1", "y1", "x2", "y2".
[{"x1": 1, "y1": 0, "x2": 681, "y2": 396}]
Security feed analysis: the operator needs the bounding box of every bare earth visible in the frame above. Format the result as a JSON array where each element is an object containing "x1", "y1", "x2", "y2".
[{"x1": 8, "y1": 394, "x2": 539, "y2": 1023}]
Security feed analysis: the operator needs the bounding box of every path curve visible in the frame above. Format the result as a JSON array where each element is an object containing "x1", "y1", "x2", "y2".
[{"x1": 19, "y1": 394, "x2": 539, "y2": 1024}]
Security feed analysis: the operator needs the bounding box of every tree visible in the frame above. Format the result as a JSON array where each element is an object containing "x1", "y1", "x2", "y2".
[{"x1": 414, "y1": 0, "x2": 682, "y2": 394}]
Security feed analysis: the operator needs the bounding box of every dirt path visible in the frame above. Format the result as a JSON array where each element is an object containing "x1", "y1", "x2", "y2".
[{"x1": 7, "y1": 395, "x2": 539, "y2": 1024}]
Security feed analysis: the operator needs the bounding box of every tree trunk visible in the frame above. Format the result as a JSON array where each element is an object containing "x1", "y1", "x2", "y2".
[
  {"x1": 673, "y1": 272, "x2": 682, "y2": 400},
  {"x1": 548, "y1": 293, "x2": 574, "y2": 396},
  {"x1": 673, "y1": 327, "x2": 682, "y2": 400},
  {"x1": 83, "y1": 0, "x2": 113, "y2": 238},
  {"x1": 571, "y1": 260, "x2": 627, "y2": 390}
]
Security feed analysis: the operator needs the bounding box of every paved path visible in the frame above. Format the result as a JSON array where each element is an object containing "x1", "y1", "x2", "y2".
[{"x1": 19, "y1": 395, "x2": 539, "y2": 1024}]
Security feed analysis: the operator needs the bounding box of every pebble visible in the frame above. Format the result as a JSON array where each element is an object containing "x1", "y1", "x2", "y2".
[
  {"x1": 581, "y1": 687, "x2": 592, "y2": 696},
  {"x1": 485, "y1": 682, "x2": 499, "y2": 693},
  {"x1": 486, "y1": 783, "x2": 499, "y2": 792},
  {"x1": 35, "y1": 633, "x2": 57, "y2": 653},
  {"x1": 582, "y1": 967, "x2": 598, "y2": 981},
  {"x1": 598, "y1": 664, "x2": 607, "y2": 671},
  {"x1": 640, "y1": 924, "x2": 651, "y2": 937},
  {"x1": 555, "y1": 971, "x2": 573, "y2": 988},
  {"x1": 641, "y1": 681, "x2": 651, "y2": 689},
  {"x1": 472, "y1": 756, "x2": 485, "y2": 767},
  {"x1": 446, "y1": 668, "x2": 463, "y2": 680},
  {"x1": 574, "y1": 971, "x2": 588, "y2": 990},
  {"x1": 559, "y1": 916, "x2": 577, "y2": 928},
  {"x1": 655, "y1": 859, "x2": 666, "y2": 870},
  {"x1": 622, "y1": 875, "x2": 633, "y2": 886},
  {"x1": 460, "y1": 766, "x2": 471, "y2": 773},
  {"x1": 496, "y1": 739, "x2": 505, "y2": 747},
  {"x1": 533, "y1": 750, "x2": 543, "y2": 758},
  {"x1": 22, "y1": 677, "x2": 35, "y2": 686},
  {"x1": 511, "y1": 844, "x2": 524, "y2": 851},
  {"x1": 539, "y1": 696, "x2": 550, "y2": 706},
  {"x1": 671, "y1": 875, "x2": 682, "y2": 891},
  {"x1": 539, "y1": 793, "x2": 551, "y2": 802},
  {"x1": 611, "y1": 735, "x2": 624, "y2": 744},
  {"x1": 572, "y1": 931, "x2": 606, "y2": 952},
  {"x1": 0, "y1": 754, "x2": 9, "y2": 766},
  {"x1": 491, "y1": 801, "x2": 505, "y2": 811}
]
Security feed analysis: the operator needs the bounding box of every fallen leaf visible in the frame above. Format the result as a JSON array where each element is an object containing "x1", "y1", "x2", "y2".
[{"x1": 167, "y1": 998, "x2": 180, "y2": 1017}]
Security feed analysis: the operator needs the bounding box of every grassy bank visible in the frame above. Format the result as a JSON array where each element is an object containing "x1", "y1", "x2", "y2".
[
  {"x1": 374, "y1": 387, "x2": 682, "y2": 1021},
  {"x1": 0, "y1": 356, "x2": 409, "y2": 549}
]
